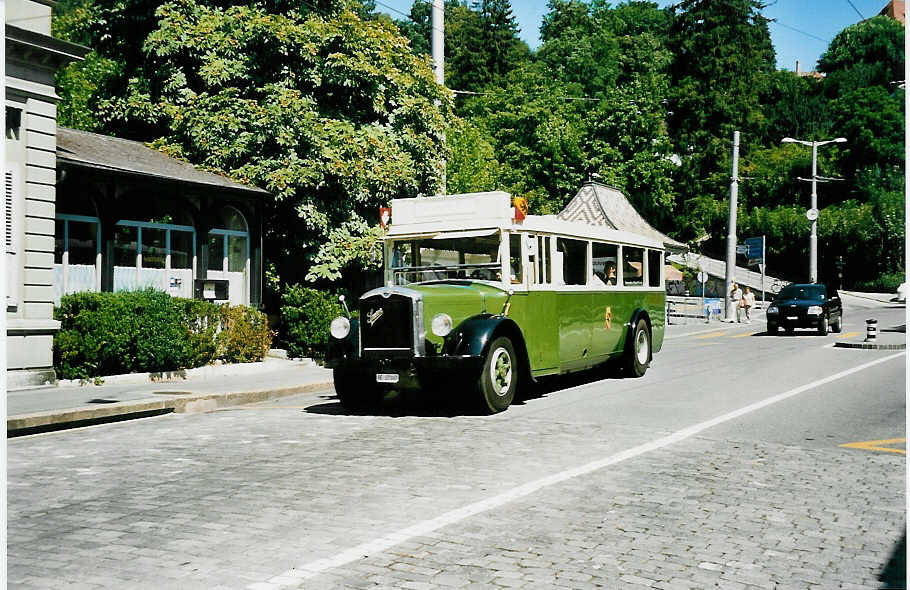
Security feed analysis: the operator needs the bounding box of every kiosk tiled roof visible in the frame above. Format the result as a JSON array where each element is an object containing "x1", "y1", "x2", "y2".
[
  {"x1": 558, "y1": 181, "x2": 687, "y2": 252},
  {"x1": 56, "y1": 127, "x2": 269, "y2": 196}
]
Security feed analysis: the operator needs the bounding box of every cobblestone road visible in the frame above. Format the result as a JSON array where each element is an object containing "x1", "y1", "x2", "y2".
[{"x1": 7, "y1": 322, "x2": 905, "y2": 590}]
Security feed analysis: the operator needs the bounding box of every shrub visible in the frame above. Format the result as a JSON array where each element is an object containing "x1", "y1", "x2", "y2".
[
  {"x1": 854, "y1": 272, "x2": 905, "y2": 293},
  {"x1": 54, "y1": 290, "x2": 273, "y2": 379},
  {"x1": 280, "y1": 285, "x2": 345, "y2": 358},
  {"x1": 174, "y1": 298, "x2": 220, "y2": 367},
  {"x1": 54, "y1": 289, "x2": 191, "y2": 379},
  {"x1": 217, "y1": 304, "x2": 272, "y2": 363}
]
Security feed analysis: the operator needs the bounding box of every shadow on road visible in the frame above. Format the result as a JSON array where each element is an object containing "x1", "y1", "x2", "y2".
[
  {"x1": 304, "y1": 362, "x2": 627, "y2": 418},
  {"x1": 879, "y1": 532, "x2": 906, "y2": 589}
]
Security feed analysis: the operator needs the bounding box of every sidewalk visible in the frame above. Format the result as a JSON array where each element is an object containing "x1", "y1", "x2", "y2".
[{"x1": 7, "y1": 357, "x2": 335, "y2": 437}]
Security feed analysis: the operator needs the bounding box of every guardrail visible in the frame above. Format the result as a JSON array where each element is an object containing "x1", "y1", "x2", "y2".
[{"x1": 666, "y1": 296, "x2": 723, "y2": 324}]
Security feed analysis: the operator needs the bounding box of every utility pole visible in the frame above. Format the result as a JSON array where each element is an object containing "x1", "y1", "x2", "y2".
[
  {"x1": 724, "y1": 131, "x2": 740, "y2": 322},
  {"x1": 781, "y1": 137, "x2": 846, "y2": 283},
  {"x1": 432, "y1": 0, "x2": 446, "y2": 194}
]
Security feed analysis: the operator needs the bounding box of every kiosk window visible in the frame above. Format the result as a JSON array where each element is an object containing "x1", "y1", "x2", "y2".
[
  {"x1": 623, "y1": 246, "x2": 644, "y2": 286},
  {"x1": 592, "y1": 242, "x2": 618, "y2": 286},
  {"x1": 648, "y1": 250, "x2": 663, "y2": 287},
  {"x1": 557, "y1": 238, "x2": 588, "y2": 286}
]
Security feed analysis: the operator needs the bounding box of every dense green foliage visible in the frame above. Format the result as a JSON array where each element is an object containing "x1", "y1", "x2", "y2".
[
  {"x1": 54, "y1": 0, "x2": 904, "y2": 292},
  {"x1": 55, "y1": 0, "x2": 451, "y2": 287},
  {"x1": 279, "y1": 285, "x2": 346, "y2": 358},
  {"x1": 54, "y1": 290, "x2": 273, "y2": 379}
]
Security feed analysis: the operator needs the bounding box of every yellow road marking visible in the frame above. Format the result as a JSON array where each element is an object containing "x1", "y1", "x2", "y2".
[
  {"x1": 695, "y1": 331, "x2": 727, "y2": 339},
  {"x1": 836, "y1": 332, "x2": 859, "y2": 339},
  {"x1": 730, "y1": 331, "x2": 756, "y2": 338},
  {"x1": 840, "y1": 438, "x2": 906, "y2": 455}
]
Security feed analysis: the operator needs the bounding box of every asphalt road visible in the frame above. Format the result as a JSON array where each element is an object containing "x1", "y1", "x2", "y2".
[{"x1": 7, "y1": 303, "x2": 906, "y2": 590}]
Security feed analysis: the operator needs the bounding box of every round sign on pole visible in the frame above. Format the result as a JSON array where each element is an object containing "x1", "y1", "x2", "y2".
[
  {"x1": 806, "y1": 208, "x2": 819, "y2": 221},
  {"x1": 697, "y1": 271, "x2": 707, "y2": 283}
]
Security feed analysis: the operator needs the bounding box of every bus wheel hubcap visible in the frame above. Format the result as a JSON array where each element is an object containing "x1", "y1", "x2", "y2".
[
  {"x1": 490, "y1": 348, "x2": 512, "y2": 396},
  {"x1": 636, "y1": 330, "x2": 649, "y2": 365}
]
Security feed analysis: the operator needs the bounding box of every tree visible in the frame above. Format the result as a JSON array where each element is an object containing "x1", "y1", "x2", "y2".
[
  {"x1": 55, "y1": 0, "x2": 452, "y2": 285},
  {"x1": 667, "y1": 0, "x2": 776, "y2": 241},
  {"x1": 818, "y1": 15, "x2": 905, "y2": 96}
]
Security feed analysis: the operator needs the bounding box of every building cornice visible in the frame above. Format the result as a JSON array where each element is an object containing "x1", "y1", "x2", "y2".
[{"x1": 6, "y1": 24, "x2": 89, "y2": 69}]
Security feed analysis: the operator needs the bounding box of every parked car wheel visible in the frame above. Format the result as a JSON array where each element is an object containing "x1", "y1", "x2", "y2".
[
  {"x1": 767, "y1": 322, "x2": 778, "y2": 334},
  {"x1": 818, "y1": 315, "x2": 829, "y2": 336},
  {"x1": 625, "y1": 319, "x2": 651, "y2": 378},
  {"x1": 478, "y1": 336, "x2": 517, "y2": 413},
  {"x1": 334, "y1": 369, "x2": 383, "y2": 412}
]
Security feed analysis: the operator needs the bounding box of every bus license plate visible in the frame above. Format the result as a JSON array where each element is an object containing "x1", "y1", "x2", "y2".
[{"x1": 376, "y1": 373, "x2": 399, "y2": 384}]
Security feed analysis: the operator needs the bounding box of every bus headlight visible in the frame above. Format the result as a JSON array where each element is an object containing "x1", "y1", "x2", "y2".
[
  {"x1": 431, "y1": 313, "x2": 453, "y2": 337},
  {"x1": 330, "y1": 316, "x2": 351, "y2": 339},
  {"x1": 807, "y1": 306, "x2": 823, "y2": 315}
]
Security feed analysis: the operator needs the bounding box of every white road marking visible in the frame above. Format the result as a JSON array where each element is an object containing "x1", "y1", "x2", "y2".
[{"x1": 250, "y1": 351, "x2": 905, "y2": 589}]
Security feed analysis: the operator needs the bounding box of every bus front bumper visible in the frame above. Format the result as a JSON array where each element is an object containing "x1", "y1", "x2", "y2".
[{"x1": 329, "y1": 355, "x2": 485, "y2": 391}]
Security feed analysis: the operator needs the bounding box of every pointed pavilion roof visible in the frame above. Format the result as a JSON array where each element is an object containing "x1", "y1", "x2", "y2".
[{"x1": 557, "y1": 182, "x2": 687, "y2": 253}]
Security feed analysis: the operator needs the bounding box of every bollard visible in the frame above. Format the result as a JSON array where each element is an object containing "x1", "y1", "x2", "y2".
[{"x1": 865, "y1": 318, "x2": 877, "y2": 342}]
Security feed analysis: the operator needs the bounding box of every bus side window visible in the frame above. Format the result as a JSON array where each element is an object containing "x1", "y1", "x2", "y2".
[
  {"x1": 537, "y1": 236, "x2": 551, "y2": 285},
  {"x1": 524, "y1": 234, "x2": 538, "y2": 283},
  {"x1": 592, "y1": 242, "x2": 618, "y2": 286},
  {"x1": 624, "y1": 246, "x2": 644, "y2": 286},
  {"x1": 556, "y1": 238, "x2": 587, "y2": 285},
  {"x1": 648, "y1": 250, "x2": 663, "y2": 287},
  {"x1": 509, "y1": 233, "x2": 523, "y2": 283}
]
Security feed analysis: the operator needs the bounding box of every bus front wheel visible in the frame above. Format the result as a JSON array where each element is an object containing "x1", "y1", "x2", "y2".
[
  {"x1": 625, "y1": 319, "x2": 651, "y2": 378},
  {"x1": 478, "y1": 336, "x2": 517, "y2": 413},
  {"x1": 334, "y1": 369, "x2": 382, "y2": 412}
]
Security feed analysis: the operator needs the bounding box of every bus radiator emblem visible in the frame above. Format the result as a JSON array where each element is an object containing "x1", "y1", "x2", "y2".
[{"x1": 367, "y1": 308, "x2": 384, "y2": 327}]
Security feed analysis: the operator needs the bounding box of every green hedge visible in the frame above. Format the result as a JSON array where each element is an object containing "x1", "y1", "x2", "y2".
[
  {"x1": 279, "y1": 285, "x2": 345, "y2": 359},
  {"x1": 854, "y1": 272, "x2": 905, "y2": 294},
  {"x1": 54, "y1": 289, "x2": 272, "y2": 380}
]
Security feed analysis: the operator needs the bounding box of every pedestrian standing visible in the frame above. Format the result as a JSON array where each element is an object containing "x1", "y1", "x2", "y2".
[
  {"x1": 731, "y1": 282, "x2": 743, "y2": 322},
  {"x1": 743, "y1": 286, "x2": 755, "y2": 323}
]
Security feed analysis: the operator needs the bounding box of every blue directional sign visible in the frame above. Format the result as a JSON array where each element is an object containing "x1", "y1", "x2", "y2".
[{"x1": 744, "y1": 236, "x2": 764, "y2": 261}]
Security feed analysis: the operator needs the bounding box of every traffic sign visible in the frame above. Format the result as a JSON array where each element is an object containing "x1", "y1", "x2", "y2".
[
  {"x1": 806, "y1": 208, "x2": 819, "y2": 221},
  {"x1": 697, "y1": 271, "x2": 707, "y2": 283},
  {"x1": 744, "y1": 237, "x2": 764, "y2": 261}
]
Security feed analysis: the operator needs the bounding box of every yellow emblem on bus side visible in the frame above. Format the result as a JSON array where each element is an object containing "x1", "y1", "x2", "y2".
[{"x1": 604, "y1": 306, "x2": 612, "y2": 330}]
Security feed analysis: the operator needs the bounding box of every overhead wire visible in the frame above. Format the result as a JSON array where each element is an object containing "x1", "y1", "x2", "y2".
[{"x1": 844, "y1": 0, "x2": 866, "y2": 20}]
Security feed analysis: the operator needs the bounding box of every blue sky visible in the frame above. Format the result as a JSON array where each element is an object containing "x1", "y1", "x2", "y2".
[{"x1": 373, "y1": 0, "x2": 890, "y2": 71}]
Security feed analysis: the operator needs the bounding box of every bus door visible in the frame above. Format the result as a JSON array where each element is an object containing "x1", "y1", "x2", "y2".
[
  {"x1": 554, "y1": 237, "x2": 591, "y2": 370},
  {"x1": 518, "y1": 234, "x2": 558, "y2": 374}
]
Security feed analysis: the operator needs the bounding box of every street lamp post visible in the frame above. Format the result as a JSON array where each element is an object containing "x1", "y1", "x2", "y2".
[{"x1": 781, "y1": 137, "x2": 847, "y2": 283}]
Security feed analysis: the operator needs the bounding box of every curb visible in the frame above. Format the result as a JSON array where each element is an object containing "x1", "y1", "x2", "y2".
[
  {"x1": 8, "y1": 380, "x2": 335, "y2": 437},
  {"x1": 54, "y1": 358, "x2": 318, "y2": 389},
  {"x1": 834, "y1": 341, "x2": 906, "y2": 350}
]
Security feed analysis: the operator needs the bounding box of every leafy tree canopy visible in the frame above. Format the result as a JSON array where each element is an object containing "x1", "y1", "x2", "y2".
[{"x1": 56, "y1": 0, "x2": 452, "y2": 285}]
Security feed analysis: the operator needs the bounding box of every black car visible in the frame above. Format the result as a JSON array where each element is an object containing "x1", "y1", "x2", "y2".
[{"x1": 766, "y1": 283, "x2": 843, "y2": 335}]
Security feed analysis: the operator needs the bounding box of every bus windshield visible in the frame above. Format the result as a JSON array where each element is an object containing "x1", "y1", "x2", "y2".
[{"x1": 389, "y1": 232, "x2": 504, "y2": 285}]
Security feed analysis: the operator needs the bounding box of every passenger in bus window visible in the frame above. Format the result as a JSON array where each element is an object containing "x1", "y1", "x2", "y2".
[{"x1": 605, "y1": 261, "x2": 617, "y2": 285}]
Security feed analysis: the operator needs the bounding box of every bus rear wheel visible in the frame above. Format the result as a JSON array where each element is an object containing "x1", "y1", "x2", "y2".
[
  {"x1": 478, "y1": 336, "x2": 517, "y2": 413},
  {"x1": 625, "y1": 319, "x2": 651, "y2": 378}
]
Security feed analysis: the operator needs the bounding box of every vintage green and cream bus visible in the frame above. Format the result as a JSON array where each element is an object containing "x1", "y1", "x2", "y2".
[{"x1": 326, "y1": 191, "x2": 666, "y2": 413}]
